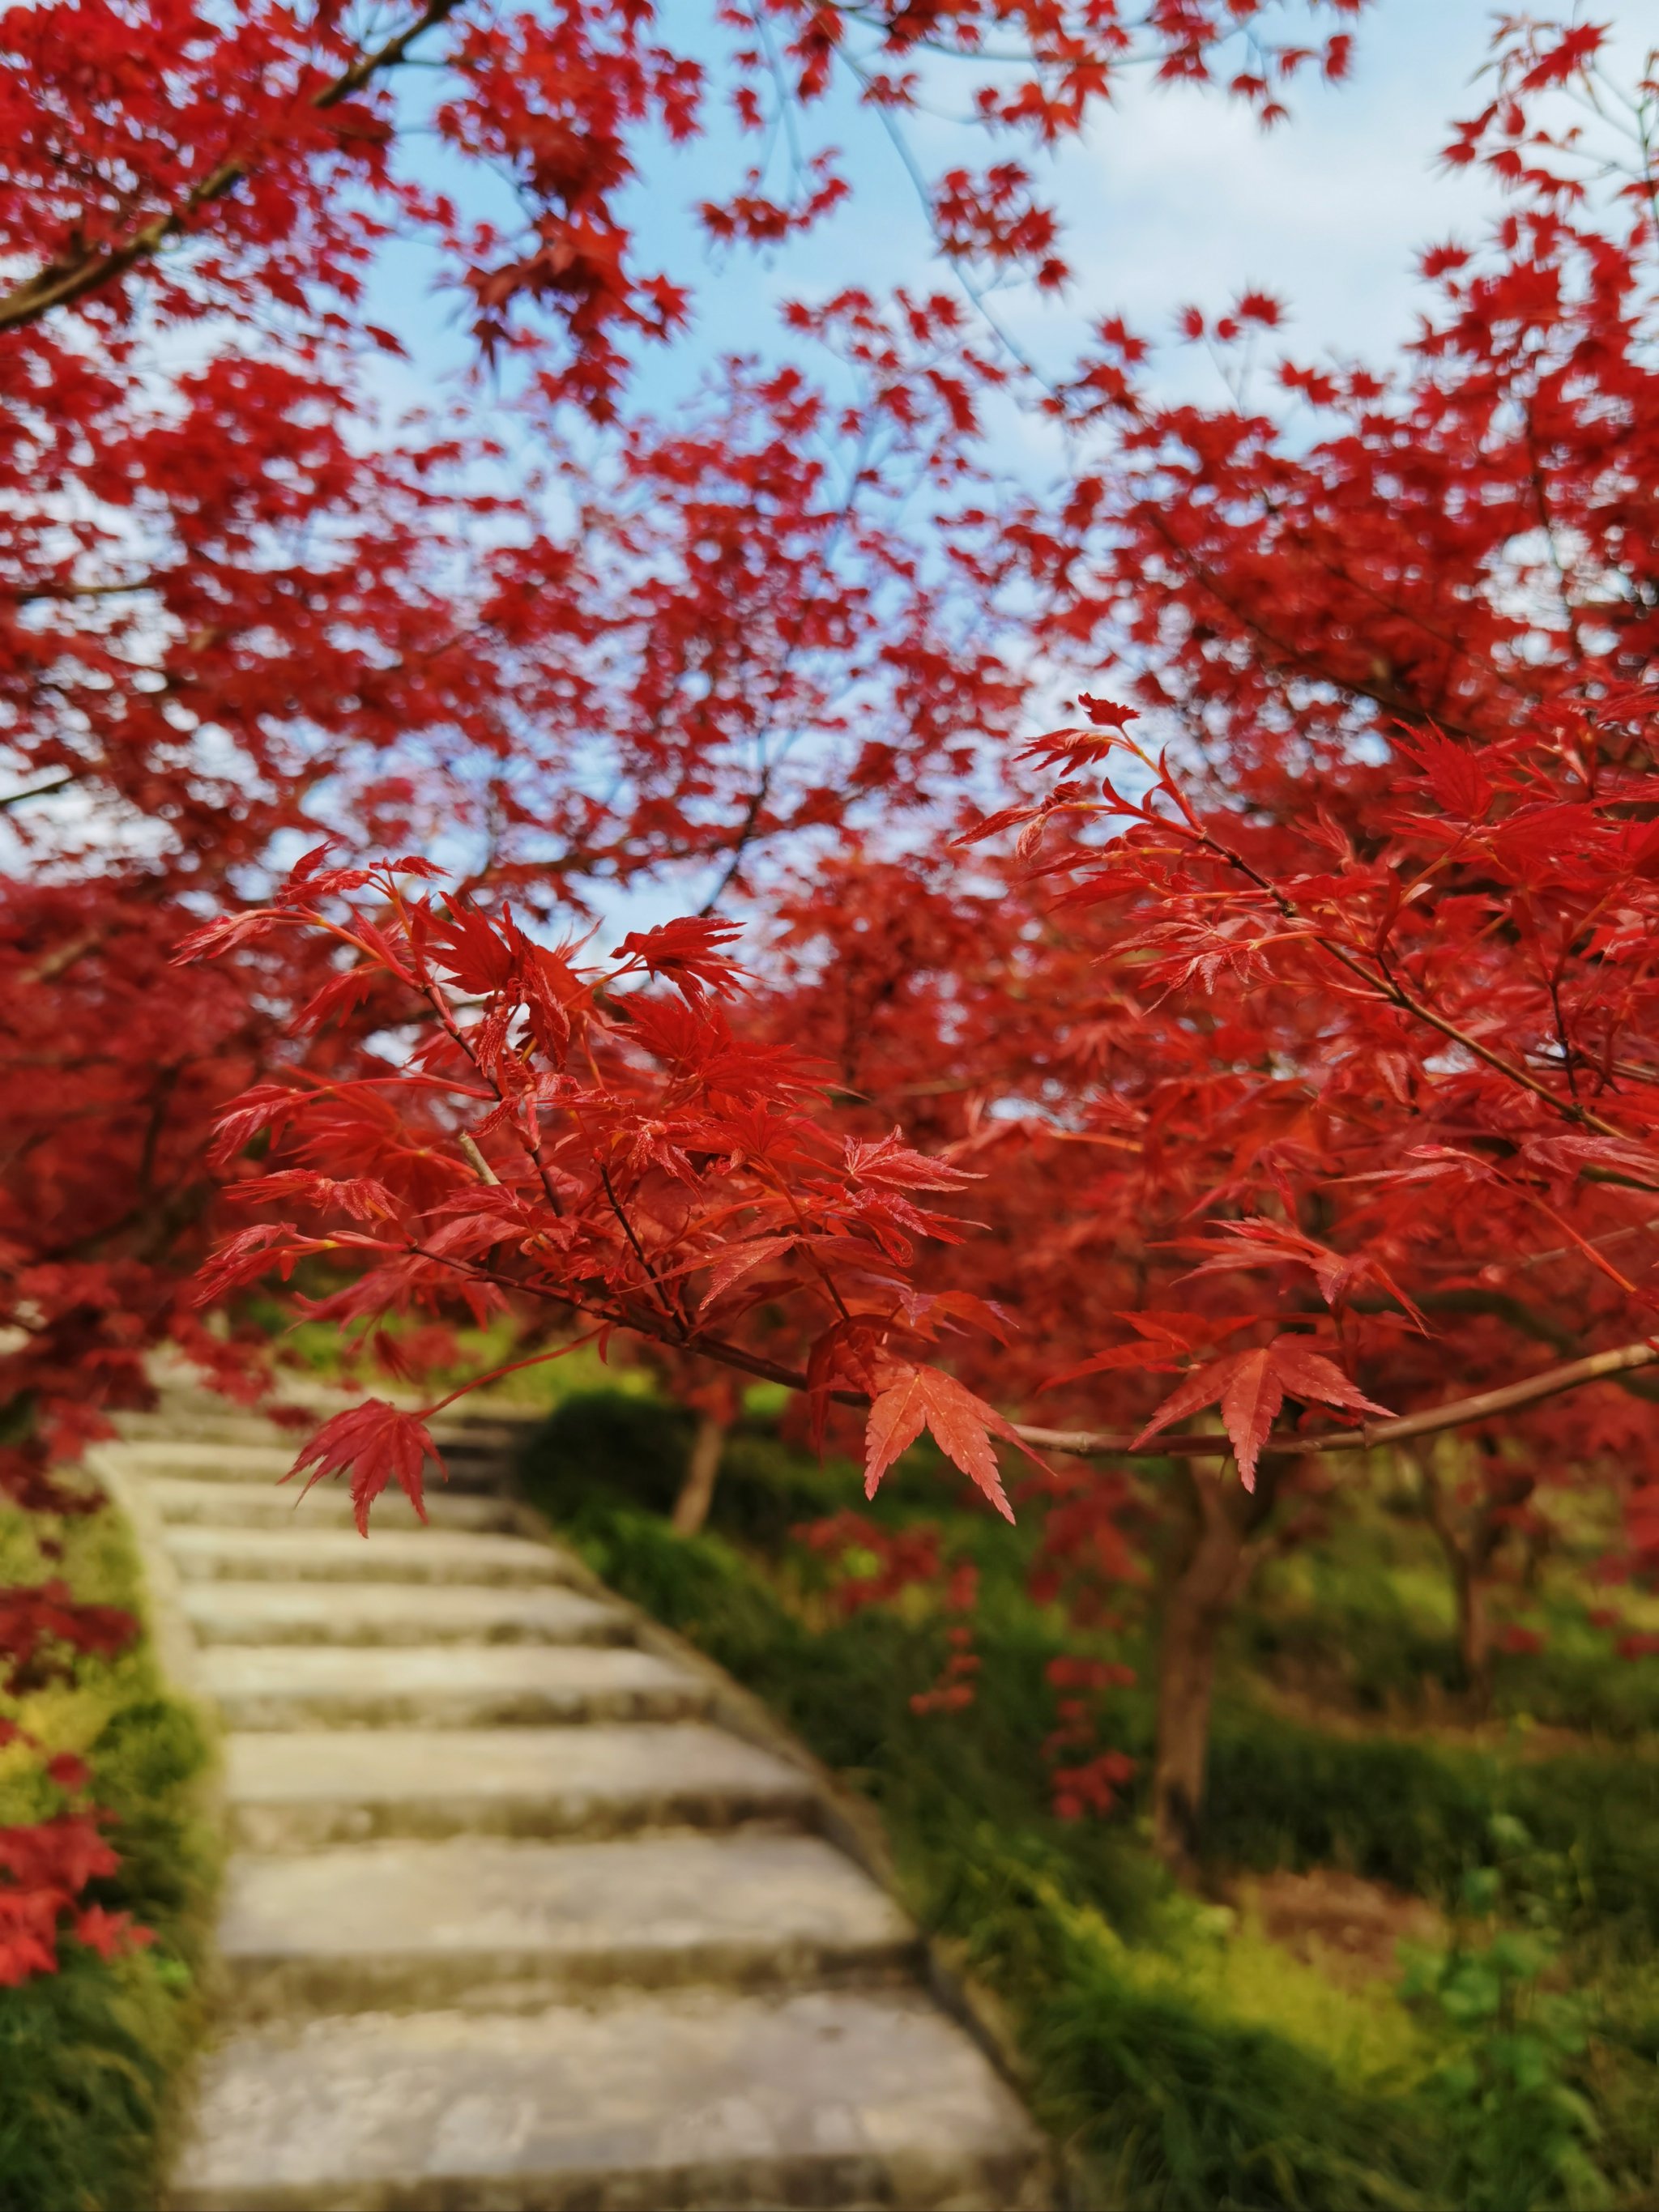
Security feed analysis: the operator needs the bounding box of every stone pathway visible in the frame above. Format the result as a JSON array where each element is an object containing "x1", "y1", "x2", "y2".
[{"x1": 97, "y1": 1390, "x2": 1049, "y2": 2210}]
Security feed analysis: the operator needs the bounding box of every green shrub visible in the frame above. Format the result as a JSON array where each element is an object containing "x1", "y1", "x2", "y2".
[
  {"x1": 518, "y1": 1390, "x2": 696, "y2": 1524},
  {"x1": 1201, "y1": 1711, "x2": 1502, "y2": 1900},
  {"x1": 1201, "y1": 1711, "x2": 1659, "y2": 1938},
  {"x1": 1236, "y1": 1511, "x2": 1659, "y2": 1741},
  {"x1": 0, "y1": 1509, "x2": 215, "y2": 2212},
  {"x1": 936, "y1": 1837, "x2": 1435, "y2": 2212},
  {"x1": 1401, "y1": 1821, "x2": 1611, "y2": 2212},
  {"x1": 517, "y1": 1387, "x2": 931, "y2": 1553}
]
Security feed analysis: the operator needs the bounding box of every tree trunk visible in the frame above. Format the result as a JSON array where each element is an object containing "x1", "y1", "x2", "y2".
[
  {"x1": 1451, "y1": 1553, "x2": 1491, "y2": 1713},
  {"x1": 1416, "y1": 1449, "x2": 1493, "y2": 1715},
  {"x1": 1150, "y1": 1460, "x2": 1278, "y2": 1880},
  {"x1": 671, "y1": 1411, "x2": 727, "y2": 1536}
]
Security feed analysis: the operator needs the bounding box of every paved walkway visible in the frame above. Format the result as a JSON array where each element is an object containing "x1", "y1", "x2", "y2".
[{"x1": 98, "y1": 1391, "x2": 1048, "y2": 2210}]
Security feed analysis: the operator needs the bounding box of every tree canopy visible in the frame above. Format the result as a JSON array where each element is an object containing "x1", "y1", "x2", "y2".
[{"x1": 7, "y1": 0, "x2": 1659, "y2": 1972}]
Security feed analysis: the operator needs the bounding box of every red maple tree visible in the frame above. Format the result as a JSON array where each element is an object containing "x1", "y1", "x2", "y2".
[
  {"x1": 744, "y1": 18, "x2": 1659, "y2": 1860},
  {"x1": 16, "y1": 0, "x2": 1659, "y2": 1974}
]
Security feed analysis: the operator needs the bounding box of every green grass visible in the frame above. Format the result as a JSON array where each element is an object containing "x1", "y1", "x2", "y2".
[
  {"x1": 516, "y1": 1389, "x2": 1659, "y2": 2210},
  {"x1": 0, "y1": 1497, "x2": 216, "y2": 2212}
]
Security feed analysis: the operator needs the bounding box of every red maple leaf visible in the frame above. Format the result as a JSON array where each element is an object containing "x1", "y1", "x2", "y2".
[
  {"x1": 286, "y1": 1400, "x2": 447, "y2": 1535},
  {"x1": 613, "y1": 917, "x2": 746, "y2": 1008},
  {"x1": 864, "y1": 1364, "x2": 1047, "y2": 1523},
  {"x1": 1132, "y1": 1337, "x2": 1390, "y2": 1490}
]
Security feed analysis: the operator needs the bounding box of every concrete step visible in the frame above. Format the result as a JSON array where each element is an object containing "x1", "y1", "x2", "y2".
[
  {"x1": 181, "y1": 1579, "x2": 630, "y2": 1648},
  {"x1": 109, "y1": 1438, "x2": 308, "y2": 1481},
  {"x1": 139, "y1": 1474, "x2": 518, "y2": 1534},
  {"x1": 201, "y1": 1643, "x2": 710, "y2": 1730},
  {"x1": 171, "y1": 1985, "x2": 1047, "y2": 2211},
  {"x1": 115, "y1": 1408, "x2": 304, "y2": 1447},
  {"x1": 224, "y1": 1724, "x2": 817, "y2": 1848},
  {"x1": 104, "y1": 1437, "x2": 508, "y2": 1494},
  {"x1": 218, "y1": 1831, "x2": 917, "y2": 2017},
  {"x1": 160, "y1": 1524, "x2": 574, "y2": 1587}
]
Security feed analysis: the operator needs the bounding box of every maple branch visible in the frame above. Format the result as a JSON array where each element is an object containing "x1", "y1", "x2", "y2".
[
  {"x1": 408, "y1": 959, "x2": 565, "y2": 1219},
  {"x1": 399, "y1": 1227, "x2": 839, "y2": 1404},
  {"x1": 457, "y1": 1132, "x2": 499, "y2": 1186},
  {"x1": 416, "y1": 1328, "x2": 607, "y2": 1415},
  {"x1": 596, "y1": 1162, "x2": 688, "y2": 1339},
  {"x1": 850, "y1": 56, "x2": 1057, "y2": 391},
  {"x1": 0, "y1": 0, "x2": 464, "y2": 332},
  {"x1": 0, "y1": 774, "x2": 75, "y2": 812},
  {"x1": 9, "y1": 578, "x2": 157, "y2": 606},
  {"x1": 397, "y1": 1198, "x2": 1659, "y2": 1470},
  {"x1": 1188, "y1": 820, "x2": 1640, "y2": 1145},
  {"x1": 16, "y1": 927, "x2": 105, "y2": 987},
  {"x1": 1016, "y1": 1336, "x2": 1659, "y2": 1463}
]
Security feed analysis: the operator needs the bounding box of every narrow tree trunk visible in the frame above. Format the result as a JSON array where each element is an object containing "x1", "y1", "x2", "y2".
[
  {"x1": 671, "y1": 1411, "x2": 727, "y2": 1536},
  {"x1": 1152, "y1": 1545, "x2": 1238, "y2": 1877},
  {"x1": 1451, "y1": 1553, "x2": 1491, "y2": 1713},
  {"x1": 1416, "y1": 1450, "x2": 1493, "y2": 1715},
  {"x1": 1150, "y1": 1460, "x2": 1278, "y2": 1880}
]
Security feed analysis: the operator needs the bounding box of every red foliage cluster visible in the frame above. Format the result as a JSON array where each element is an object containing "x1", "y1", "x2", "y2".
[
  {"x1": 10, "y1": 0, "x2": 1659, "y2": 1949},
  {"x1": 12, "y1": 0, "x2": 1328, "y2": 1968},
  {"x1": 0, "y1": 1584, "x2": 134, "y2": 1696},
  {"x1": 793, "y1": 1510, "x2": 983, "y2": 1714},
  {"x1": 1044, "y1": 1656, "x2": 1137, "y2": 1820},
  {"x1": 181, "y1": 855, "x2": 1032, "y2": 1517},
  {"x1": 0, "y1": 1753, "x2": 150, "y2": 1988},
  {"x1": 795, "y1": 1512, "x2": 974, "y2": 1617}
]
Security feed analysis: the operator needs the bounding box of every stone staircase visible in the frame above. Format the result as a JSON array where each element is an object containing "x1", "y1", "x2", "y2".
[{"x1": 96, "y1": 1392, "x2": 1049, "y2": 2210}]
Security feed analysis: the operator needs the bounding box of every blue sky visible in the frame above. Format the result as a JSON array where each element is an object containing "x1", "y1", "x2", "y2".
[
  {"x1": 372, "y1": 0, "x2": 1659, "y2": 428},
  {"x1": 354, "y1": 0, "x2": 1659, "y2": 935}
]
